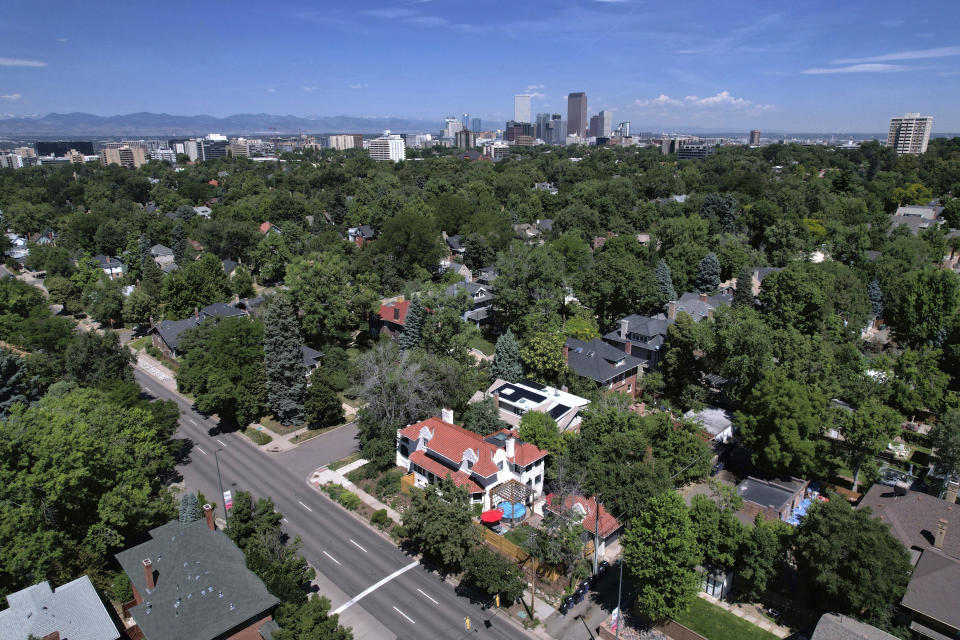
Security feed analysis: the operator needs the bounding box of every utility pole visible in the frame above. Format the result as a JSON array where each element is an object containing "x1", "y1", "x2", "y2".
[
  {"x1": 214, "y1": 448, "x2": 229, "y2": 529},
  {"x1": 615, "y1": 559, "x2": 623, "y2": 640}
]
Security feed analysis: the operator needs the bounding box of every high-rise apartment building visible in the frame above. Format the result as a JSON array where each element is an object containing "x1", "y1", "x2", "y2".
[
  {"x1": 455, "y1": 129, "x2": 476, "y2": 149},
  {"x1": 100, "y1": 145, "x2": 147, "y2": 169},
  {"x1": 617, "y1": 122, "x2": 631, "y2": 137},
  {"x1": 887, "y1": 113, "x2": 933, "y2": 155},
  {"x1": 0, "y1": 154, "x2": 24, "y2": 169},
  {"x1": 462, "y1": 113, "x2": 470, "y2": 130},
  {"x1": 749, "y1": 129, "x2": 761, "y2": 146},
  {"x1": 368, "y1": 132, "x2": 406, "y2": 162},
  {"x1": 535, "y1": 113, "x2": 551, "y2": 140},
  {"x1": 514, "y1": 95, "x2": 532, "y2": 123},
  {"x1": 567, "y1": 92, "x2": 587, "y2": 138},
  {"x1": 598, "y1": 110, "x2": 612, "y2": 138},
  {"x1": 444, "y1": 116, "x2": 464, "y2": 138},
  {"x1": 471, "y1": 118, "x2": 482, "y2": 133},
  {"x1": 545, "y1": 115, "x2": 567, "y2": 145},
  {"x1": 329, "y1": 134, "x2": 363, "y2": 150},
  {"x1": 588, "y1": 114, "x2": 601, "y2": 138}
]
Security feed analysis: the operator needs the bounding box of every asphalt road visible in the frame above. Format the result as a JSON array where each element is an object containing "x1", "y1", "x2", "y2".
[{"x1": 135, "y1": 370, "x2": 531, "y2": 640}]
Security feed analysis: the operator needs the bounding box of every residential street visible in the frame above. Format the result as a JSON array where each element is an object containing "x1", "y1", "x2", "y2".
[{"x1": 134, "y1": 369, "x2": 533, "y2": 640}]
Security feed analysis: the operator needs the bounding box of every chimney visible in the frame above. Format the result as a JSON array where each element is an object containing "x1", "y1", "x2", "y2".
[
  {"x1": 492, "y1": 391, "x2": 500, "y2": 409},
  {"x1": 667, "y1": 301, "x2": 677, "y2": 320},
  {"x1": 947, "y1": 480, "x2": 959, "y2": 505},
  {"x1": 41, "y1": 634, "x2": 60, "y2": 640},
  {"x1": 441, "y1": 407, "x2": 454, "y2": 424},
  {"x1": 505, "y1": 436, "x2": 515, "y2": 458},
  {"x1": 394, "y1": 307, "x2": 400, "y2": 320},
  {"x1": 562, "y1": 343, "x2": 569, "y2": 361},
  {"x1": 149, "y1": 316, "x2": 155, "y2": 329},
  {"x1": 619, "y1": 318, "x2": 628, "y2": 340},
  {"x1": 624, "y1": 341, "x2": 631, "y2": 356},
  {"x1": 203, "y1": 503, "x2": 215, "y2": 531},
  {"x1": 194, "y1": 306, "x2": 199, "y2": 320},
  {"x1": 142, "y1": 558, "x2": 155, "y2": 591},
  {"x1": 561, "y1": 385, "x2": 568, "y2": 393},
  {"x1": 895, "y1": 480, "x2": 909, "y2": 496},
  {"x1": 935, "y1": 518, "x2": 948, "y2": 549},
  {"x1": 699, "y1": 292, "x2": 708, "y2": 302}
]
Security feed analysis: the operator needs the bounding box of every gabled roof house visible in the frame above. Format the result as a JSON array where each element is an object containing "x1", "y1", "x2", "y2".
[
  {"x1": 563, "y1": 337, "x2": 645, "y2": 398},
  {"x1": 0, "y1": 575, "x2": 120, "y2": 640}
]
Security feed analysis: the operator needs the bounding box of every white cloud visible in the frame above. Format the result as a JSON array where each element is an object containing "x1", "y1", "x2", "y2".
[
  {"x1": 938, "y1": 71, "x2": 960, "y2": 76},
  {"x1": 267, "y1": 88, "x2": 275, "y2": 93},
  {"x1": 0, "y1": 93, "x2": 21, "y2": 101},
  {"x1": 832, "y1": 46, "x2": 960, "y2": 64},
  {"x1": 302, "y1": 85, "x2": 321, "y2": 92},
  {"x1": 348, "y1": 83, "x2": 368, "y2": 89},
  {"x1": 526, "y1": 84, "x2": 544, "y2": 91},
  {"x1": 634, "y1": 91, "x2": 774, "y2": 112},
  {"x1": 634, "y1": 94, "x2": 683, "y2": 107},
  {"x1": 802, "y1": 63, "x2": 905, "y2": 74},
  {"x1": 57, "y1": 37, "x2": 68, "y2": 43},
  {"x1": 0, "y1": 57, "x2": 47, "y2": 67},
  {"x1": 880, "y1": 18, "x2": 903, "y2": 28}
]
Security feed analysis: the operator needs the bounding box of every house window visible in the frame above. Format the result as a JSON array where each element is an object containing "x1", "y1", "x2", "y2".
[
  {"x1": 467, "y1": 460, "x2": 473, "y2": 470},
  {"x1": 498, "y1": 461, "x2": 504, "y2": 471},
  {"x1": 535, "y1": 475, "x2": 542, "y2": 484},
  {"x1": 400, "y1": 444, "x2": 409, "y2": 457}
]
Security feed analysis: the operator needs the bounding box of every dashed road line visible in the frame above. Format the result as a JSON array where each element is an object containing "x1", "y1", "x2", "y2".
[
  {"x1": 195, "y1": 446, "x2": 207, "y2": 455},
  {"x1": 416, "y1": 588, "x2": 438, "y2": 605},
  {"x1": 298, "y1": 500, "x2": 313, "y2": 512},
  {"x1": 323, "y1": 551, "x2": 342, "y2": 566},
  {"x1": 216, "y1": 439, "x2": 227, "y2": 447},
  {"x1": 349, "y1": 538, "x2": 367, "y2": 553},
  {"x1": 393, "y1": 606, "x2": 415, "y2": 624}
]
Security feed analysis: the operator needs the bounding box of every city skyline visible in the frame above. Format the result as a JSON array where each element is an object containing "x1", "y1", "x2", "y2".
[{"x1": 1, "y1": 1, "x2": 959, "y2": 131}]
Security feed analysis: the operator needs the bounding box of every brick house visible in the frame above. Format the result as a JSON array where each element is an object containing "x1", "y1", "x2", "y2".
[
  {"x1": 563, "y1": 337, "x2": 645, "y2": 398},
  {"x1": 115, "y1": 506, "x2": 280, "y2": 640},
  {"x1": 735, "y1": 476, "x2": 809, "y2": 524},
  {"x1": 150, "y1": 303, "x2": 247, "y2": 359},
  {"x1": 375, "y1": 298, "x2": 410, "y2": 339},
  {"x1": 603, "y1": 314, "x2": 673, "y2": 372},
  {"x1": 396, "y1": 411, "x2": 548, "y2": 510}
]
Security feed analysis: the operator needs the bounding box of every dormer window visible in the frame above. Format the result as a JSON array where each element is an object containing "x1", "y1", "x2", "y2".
[{"x1": 467, "y1": 460, "x2": 473, "y2": 469}]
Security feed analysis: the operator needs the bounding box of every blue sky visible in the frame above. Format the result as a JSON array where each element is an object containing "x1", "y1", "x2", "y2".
[{"x1": 1, "y1": 0, "x2": 958, "y2": 132}]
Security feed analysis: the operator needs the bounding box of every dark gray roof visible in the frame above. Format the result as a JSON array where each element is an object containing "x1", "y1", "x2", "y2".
[
  {"x1": 115, "y1": 519, "x2": 279, "y2": 640},
  {"x1": 222, "y1": 259, "x2": 238, "y2": 275},
  {"x1": 901, "y1": 549, "x2": 960, "y2": 630},
  {"x1": 537, "y1": 218, "x2": 553, "y2": 232},
  {"x1": 889, "y1": 215, "x2": 937, "y2": 235},
  {"x1": 301, "y1": 345, "x2": 323, "y2": 368},
  {"x1": 604, "y1": 314, "x2": 673, "y2": 348},
  {"x1": 258, "y1": 619, "x2": 282, "y2": 639},
  {"x1": 357, "y1": 225, "x2": 375, "y2": 238},
  {"x1": 444, "y1": 281, "x2": 494, "y2": 304},
  {"x1": 811, "y1": 613, "x2": 898, "y2": 640},
  {"x1": 201, "y1": 302, "x2": 245, "y2": 319},
  {"x1": 150, "y1": 244, "x2": 174, "y2": 256},
  {"x1": 446, "y1": 234, "x2": 464, "y2": 252},
  {"x1": 0, "y1": 575, "x2": 120, "y2": 640},
  {"x1": 752, "y1": 266, "x2": 781, "y2": 281},
  {"x1": 153, "y1": 316, "x2": 202, "y2": 351},
  {"x1": 161, "y1": 262, "x2": 179, "y2": 274},
  {"x1": 477, "y1": 266, "x2": 497, "y2": 284},
  {"x1": 92, "y1": 254, "x2": 124, "y2": 269},
  {"x1": 564, "y1": 337, "x2": 645, "y2": 383},
  {"x1": 673, "y1": 291, "x2": 732, "y2": 321},
  {"x1": 736, "y1": 476, "x2": 805, "y2": 510},
  {"x1": 859, "y1": 484, "x2": 960, "y2": 559}
]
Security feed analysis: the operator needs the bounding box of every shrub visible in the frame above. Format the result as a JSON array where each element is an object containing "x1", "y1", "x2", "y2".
[
  {"x1": 323, "y1": 483, "x2": 343, "y2": 501},
  {"x1": 390, "y1": 524, "x2": 409, "y2": 542},
  {"x1": 145, "y1": 344, "x2": 164, "y2": 360},
  {"x1": 375, "y1": 468, "x2": 403, "y2": 499},
  {"x1": 110, "y1": 572, "x2": 133, "y2": 603},
  {"x1": 346, "y1": 468, "x2": 365, "y2": 484},
  {"x1": 370, "y1": 509, "x2": 392, "y2": 530},
  {"x1": 338, "y1": 490, "x2": 361, "y2": 511}
]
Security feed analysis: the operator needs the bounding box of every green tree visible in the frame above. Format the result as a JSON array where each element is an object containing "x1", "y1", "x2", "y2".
[
  {"x1": 231, "y1": 264, "x2": 255, "y2": 298},
  {"x1": 263, "y1": 293, "x2": 307, "y2": 425},
  {"x1": 137, "y1": 233, "x2": 151, "y2": 269},
  {"x1": 580, "y1": 237, "x2": 659, "y2": 327},
  {"x1": 689, "y1": 494, "x2": 746, "y2": 569},
  {"x1": 85, "y1": 280, "x2": 125, "y2": 328},
  {"x1": 122, "y1": 288, "x2": 156, "y2": 326},
  {"x1": 889, "y1": 347, "x2": 948, "y2": 419},
  {"x1": 177, "y1": 317, "x2": 266, "y2": 426},
  {"x1": 735, "y1": 370, "x2": 829, "y2": 476},
  {"x1": 655, "y1": 214, "x2": 710, "y2": 293},
  {"x1": 695, "y1": 252, "x2": 721, "y2": 293},
  {"x1": 162, "y1": 253, "x2": 233, "y2": 318},
  {"x1": 397, "y1": 297, "x2": 424, "y2": 350},
  {"x1": 304, "y1": 380, "x2": 344, "y2": 429},
  {"x1": 493, "y1": 243, "x2": 564, "y2": 336},
  {"x1": 621, "y1": 492, "x2": 700, "y2": 622},
  {"x1": 930, "y1": 408, "x2": 960, "y2": 480},
  {"x1": 661, "y1": 312, "x2": 710, "y2": 410},
  {"x1": 170, "y1": 221, "x2": 187, "y2": 266},
  {"x1": 794, "y1": 497, "x2": 911, "y2": 624},
  {"x1": 707, "y1": 306, "x2": 774, "y2": 405},
  {"x1": 868, "y1": 278, "x2": 884, "y2": 318},
  {"x1": 462, "y1": 547, "x2": 526, "y2": 604},
  {"x1": 655, "y1": 259, "x2": 677, "y2": 303},
  {"x1": 179, "y1": 493, "x2": 201, "y2": 524},
  {"x1": 490, "y1": 329, "x2": 523, "y2": 382},
  {"x1": 64, "y1": 330, "x2": 134, "y2": 387},
  {"x1": 373, "y1": 201, "x2": 445, "y2": 281},
  {"x1": 274, "y1": 596, "x2": 353, "y2": 640},
  {"x1": 701, "y1": 193, "x2": 739, "y2": 234},
  {"x1": 252, "y1": 233, "x2": 292, "y2": 283},
  {"x1": 403, "y1": 476, "x2": 480, "y2": 574},
  {"x1": 0, "y1": 348, "x2": 37, "y2": 419},
  {"x1": 735, "y1": 517, "x2": 792, "y2": 602},
  {"x1": 520, "y1": 332, "x2": 566, "y2": 384},
  {"x1": 518, "y1": 410, "x2": 562, "y2": 453},
  {"x1": 886, "y1": 267, "x2": 960, "y2": 348},
  {"x1": 838, "y1": 400, "x2": 903, "y2": 491},
  {"x1": 460, "y1": 397, "x2": 506, "y2": 435}
]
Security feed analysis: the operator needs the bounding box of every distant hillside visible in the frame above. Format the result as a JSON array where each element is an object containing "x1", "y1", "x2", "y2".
[{"x1": 0, "y1": 112, "x2": 443, "y2": 136}]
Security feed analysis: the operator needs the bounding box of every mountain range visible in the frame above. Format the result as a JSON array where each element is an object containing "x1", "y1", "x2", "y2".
[{"x1": 0, "y1": 112, "x2": 444, "y2": 137}]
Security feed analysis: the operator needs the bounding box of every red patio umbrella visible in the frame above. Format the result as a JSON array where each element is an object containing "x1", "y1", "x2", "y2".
[{"x1": 480, "y1": 508, "x2": 504, "y2": 524}]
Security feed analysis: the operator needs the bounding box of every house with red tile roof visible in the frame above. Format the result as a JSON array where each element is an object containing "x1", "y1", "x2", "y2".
[
  {"x1": 544, "y1": 493, "x2": 623, "y2": 558},
  {"x1": 377, "y1": 298, "x2": 411, "y2": 339},
  {"x1": 396, "y1": 409, "x2": 549, "y2": 510}
]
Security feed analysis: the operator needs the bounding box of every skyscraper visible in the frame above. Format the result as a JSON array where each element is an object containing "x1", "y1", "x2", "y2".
[
  {"x1": 444, "y1": 116, "x2": 464, "y2": 138},
  {"x1": 598, "y1": 110, "x2": 612, "y2": 138},
  {"x1": 462, "y1": 113, "x2": 470, "y2": 130},
  {"x1": 514, "y1": 95, "x2": 532, "y2": 123},
  {"x1": 588, "y1": 114, "x2": 601, "y2": 138},
  {"x1": 567, "y1": 92, "x2": 587, "y2": 138},
  {"x1": 749, "y1": 129, "x2": 761, "y2": 146},
  {"x1": 535, "y1": 113, "x2": 551, "y2": 140},
  {"x1": 368, "y1": 131, "x2": 405, "y2": 162},
  {"x1": 617, "y1": 122, "x2": 631, "y2": 137},
  {"x1": 887, "y1": 113, "x2": 933, "y2": 155},
  {"x1": 471, "y1": 118, "x2": 482, "y2": 133}
]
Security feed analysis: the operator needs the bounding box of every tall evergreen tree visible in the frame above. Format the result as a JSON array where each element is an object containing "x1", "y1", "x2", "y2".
[
  {"x1": 868, "y1": 278, "x2": 884, "y2": 318},
  {"x1": 696, "y1": 252, "x2": 721, "y2": 293},
  {"x1": 141, "y1": 256, "x2": 164, "y2": 299},
  {"x1": 170, "y1": 222, "x2": 187, "y2": 266},
  {"x1": 655, "y1": 259, "x2": 677, "y2": 302},
  {"x1": 263, "y1": 292, "x2": 307, "y2": 425},
  {"x1": 397, "y1": 297, "x2": 424, "y2": 350},
  {"x1": 0, "y1": 348, "x2": 35, "y2": 419},
  {"x1": 489, "y1": 328, "x2": 523, "y2": 382},
  {"x1": 137, "y1": 233, "x2": 151, "y2": 269},
  {"x1": 733, "y1": 265, "x2": 755, "y2": 308},
  {"x1": 179, "y1": 493, "x2": 201, "y2": 524}
]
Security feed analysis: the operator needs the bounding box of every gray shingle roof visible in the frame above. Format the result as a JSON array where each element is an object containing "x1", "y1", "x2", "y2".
[
  {"x1": 859, "y1": 484, "x2": 960, "y2": 559},
  {"x1": 445, "y1": 281, "x2": 494, "y2": 305},
  {"x1": 673, "y1": 291, "x2": 732, "y2": 321},
  {"x1": 603, "y1": 314, "x2": 673, "y2": 348},
  {"x1": 811, "y1": 613, "x2": 899, "y2": 640},
  {"x1": 301, "y1": 345, "x2": 323, "y2": 368},
  {"x1": 201, "y1": 302, "x2": 245, "y2": 319},
  {"x1": 0, "y1": 575, "x2": 120, "y2": 640},
  {"x1": 92, "y1": 254, "x2": 125, "y2": 269},
  {"x1": 446, "y1": 234, "x2": 464, "y2": 252},
  {"x1": 564, "y1": 337, "x2": 645, "y2": 383},
  {"x1": 150, "y1": 244, "x2": 174, "y2": 257},
  {"x1": 115, "y1": 519, "x2": 279, "y2": 640},
  {"x1": 153, "y1": 316, "x2": 202, "y2": 352},
  {"x1": 901, "y1": 549, "x2": 960, "y2": 630}
]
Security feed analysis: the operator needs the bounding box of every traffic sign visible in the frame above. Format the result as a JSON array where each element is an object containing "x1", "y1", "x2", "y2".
[{"x1": 223, "y1": 490, "x2": 233, "y2": 510}]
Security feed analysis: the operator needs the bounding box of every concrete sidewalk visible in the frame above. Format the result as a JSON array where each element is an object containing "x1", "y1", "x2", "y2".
[{"x1": 309, "y1": 459, "x2": 403, "y2": 522}]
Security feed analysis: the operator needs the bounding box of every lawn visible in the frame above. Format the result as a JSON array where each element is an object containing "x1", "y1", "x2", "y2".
[
  {"x1": 673, "y1": 597, "x2": 779, "y2": 640},
  {"x1": 328, "y1": 452, "x2": 363, "y2": 471},
  {"x1": 504, "y1": 524, "x2": 534, "y2": 547},
  {"x1": 259, "y1": 415, "x2": 300, "y2": 436},
  {"x1": 243, "y1": 427, "x2": 273, "y2": 446},
  {"x1": 467, "y1": 333, "x2": 495, "y2": 356},
  {"x1": 129, "y1": 336, "x2": 150, "y2": 351}
]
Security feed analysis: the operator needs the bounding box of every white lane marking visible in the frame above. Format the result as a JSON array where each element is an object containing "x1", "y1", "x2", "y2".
[
  {"x1": 417, "y1": 588, "x2": 438, "y2": 605},
  {"x1": 298, "y1": 500, "x2": 313, "y2": 512},
  {"x1": 282, "y1": 518, "x2": 289, "y2": 523},
  {"x1": 393, "y1": 606, "x2": 415, "y2": 624},
  {"x1": 331, "y1": 560, "x2": 420, "y2": 614},
  {"x1": 216, "y1": 439, "x2": 227, "y2": 447},
  {"x1": 323, "y1": 551, "x2": 341, "y2": 566},
  {"x1": 349, "y1": 538, "x2": 367, "y2": 553},
  {"x1": 195, "y1": 446, "x2": 207, "y2": 456}
]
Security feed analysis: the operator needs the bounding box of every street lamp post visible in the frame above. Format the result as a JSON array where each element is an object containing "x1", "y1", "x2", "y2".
[
  {"x1": 214, "y1": 448, "x2": 229, "y2": 529},
  {"x1": 615, "y1": 558, "x2": 623, "y2": 640}
]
